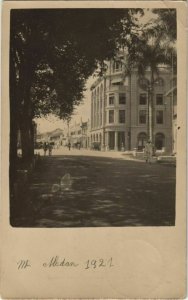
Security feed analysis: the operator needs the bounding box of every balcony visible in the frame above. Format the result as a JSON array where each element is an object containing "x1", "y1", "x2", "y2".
[{"x1": 107, "y1": 85, "x2": 126, "y2": 93}]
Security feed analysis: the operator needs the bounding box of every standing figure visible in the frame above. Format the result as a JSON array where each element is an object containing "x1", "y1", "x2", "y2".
[
  {"x1": 48, "y1": 143, "x2": 53, "y2": 156},
  {"x1": 43, "y1": 142, "x2": 48, "y2": 156},
  {"x1": 144, "y1": 141, "x2": 153, "y2": 163},
  {"x1": 68, "y1": 142, "x2": 71, "y2": 151}
]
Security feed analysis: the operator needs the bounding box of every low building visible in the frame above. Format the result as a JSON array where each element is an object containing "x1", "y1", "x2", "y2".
[{"x1": 36, "y1": 128, "x2": 64, "y2": 148}]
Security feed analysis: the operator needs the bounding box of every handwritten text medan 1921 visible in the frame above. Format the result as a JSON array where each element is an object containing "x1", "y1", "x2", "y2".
[{"x1": 17, "y1": 257, "x2": 114, "y2": 270}]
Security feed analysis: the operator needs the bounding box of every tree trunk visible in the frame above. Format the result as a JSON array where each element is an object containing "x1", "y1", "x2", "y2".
[
  {"x1": 20, "y1": 115, "x2": 34, "y2": 165},
  {"x1": 19, "y1": 58, "x2": 35, "y2": 165}
]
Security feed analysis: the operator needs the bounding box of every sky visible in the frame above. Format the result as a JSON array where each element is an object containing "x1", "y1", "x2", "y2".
[
  {"x1": 35, "y1": 76, "x2": 95, "y2": 133},
  {"x1": 35, "y1": 9, "x2": 156, "y2": 134}
]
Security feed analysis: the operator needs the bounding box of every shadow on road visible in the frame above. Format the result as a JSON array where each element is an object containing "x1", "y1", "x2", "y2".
[{"x1": 10, "y1": 155, "x2": 176, "y2": 227}]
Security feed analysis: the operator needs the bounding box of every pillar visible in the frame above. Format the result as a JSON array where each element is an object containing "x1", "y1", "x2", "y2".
[
  {"x1": 106, "y1": 132, "x2": 109, "y2": 151},
  {"x1": 115, "y1": 131, "x2": 118, "y2": 151}
]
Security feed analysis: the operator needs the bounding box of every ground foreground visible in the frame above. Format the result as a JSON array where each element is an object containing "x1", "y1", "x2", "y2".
[{"x1": 11, "y1": 150, "x2": 176, "y2": 227}]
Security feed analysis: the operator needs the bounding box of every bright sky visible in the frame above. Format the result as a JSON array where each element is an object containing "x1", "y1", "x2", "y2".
[
  {"x1": 35, "y1": 9, "x2": 156, "y2": 134},
  {"x1": 35, "y1": 76, "x2": 95, "y2": 133}
]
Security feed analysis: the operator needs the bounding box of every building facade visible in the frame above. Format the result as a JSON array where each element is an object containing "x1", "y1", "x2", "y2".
[
  {"x1": 166, "y1": 76, "x2": 177, "y2": 154},
  {"x1": 90, "y1": 56, "x2": 173, "y2": 154},
  {"x1": 69, "y1": 119, "x2": 90, "y2": 149}
]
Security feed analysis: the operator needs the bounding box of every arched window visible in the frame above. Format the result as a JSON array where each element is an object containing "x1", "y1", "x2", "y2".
[
  {"x1": 99, "y1": 133, "x2": 102, "y2": 143},
  {"x1": 155, "y1": 133, "x2": 165, "y2": 150},
  {"x1": 137, "y1": 132, "x2": 147, "y2": 150}
]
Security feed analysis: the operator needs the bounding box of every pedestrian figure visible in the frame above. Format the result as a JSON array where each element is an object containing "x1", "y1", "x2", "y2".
[
  {"x1": 68, "y1": 142, "x2": 71, "y2": 151},
  {"x1": 48, "y1": 143, "x2": 53, "y2": 156},
  {"x1": 144, "y1": 141, "x2": 153, "y2": 163},
  {"x1": 43, "y1": 142, "x2": 48, "y2": 156}
]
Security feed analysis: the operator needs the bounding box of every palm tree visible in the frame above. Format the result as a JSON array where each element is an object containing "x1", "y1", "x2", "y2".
[{"x1": 126, "y1": 23, "x2": 176, "y2": 143}]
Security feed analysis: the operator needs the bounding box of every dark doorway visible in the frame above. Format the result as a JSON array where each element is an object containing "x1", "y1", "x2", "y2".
[
  {"x1": 109, "y1": 132, "x2": 115, "y2": 150},
  {"x1": 118, "y1": 131, "x2": 125, "y2": 150}
]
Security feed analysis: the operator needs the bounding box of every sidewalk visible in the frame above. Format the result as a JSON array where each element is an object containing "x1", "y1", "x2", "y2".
[
  {"x1": 34, "y1": 148, "x2": 176, "y2": 165},
  {"x1": 35, "y1": 147, "x2": 145, "y2": 162}
]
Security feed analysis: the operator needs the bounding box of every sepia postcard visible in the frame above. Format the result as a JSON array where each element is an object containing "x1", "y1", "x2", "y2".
[{"x1": 0, "y1": 0, "x2": 187, "y2": 299}]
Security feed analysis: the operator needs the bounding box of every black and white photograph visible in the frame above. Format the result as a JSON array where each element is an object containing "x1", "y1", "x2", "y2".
[
  {"x1": 9, "y1": 7, "x2": 177, "y2": 228},
  {"x1": 1, "y1": 1, "x2": 187, "y2": 299}
]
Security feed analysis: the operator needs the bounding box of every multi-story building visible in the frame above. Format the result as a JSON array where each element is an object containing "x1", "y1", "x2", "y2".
[
  {"x1": 166, "y1": 76, "x2": 177, "y2": 154},
  {"x1": 69, "y1": 119, "x2": 90, "y2": 149},
  {"x1": 90, "y1": 55, "x2": 173, "y2": 154}
]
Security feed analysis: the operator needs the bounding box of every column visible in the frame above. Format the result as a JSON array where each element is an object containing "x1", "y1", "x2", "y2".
[
  {"x1": 106, "y1": 132, "x2": 109, "y2": 151},
  {"x1": 91, "y1": 97, "x2": 93, "y2": 129},
  {"x1": 115, "y1": 131, "x2": 118, "y2": 151}
]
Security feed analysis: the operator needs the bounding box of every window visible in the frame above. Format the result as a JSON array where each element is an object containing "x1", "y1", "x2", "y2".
[
  {"x1": 156, "y1": 110, "x2": 163, "y2": 124},
  {"x1": 137, "y1": 132, "x2": 147, "y2": 150},
  {"x1": 139, "y1": 110, "x2": 147, "y2": 124},
  {"x1": 119, "y1": 110, "x2": 125, "y2": 123},
  {"x1": 113, "y1": 61, "x2": 122, "y2": 72},
  {"x1": 155, "y1": 133, "x2": 165, "y2": 150},
  {"x1": 109, "y1": 110, "x2": 114, "y2": 123},
  {"x1": 119, "y1": 94, "x2": 126, "y2": 104},
  {"x1": 139, "y1": 94, "x2": 147, "y2": 105},
  {"x1": 109, "y1": 94, "x2": 114, "y2": 105},
  {"x1": 156, "y1": 94, "x2": 163, "y2": 105}
]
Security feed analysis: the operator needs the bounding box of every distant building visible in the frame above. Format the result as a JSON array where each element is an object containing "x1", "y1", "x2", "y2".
[
  {"x1": 90, "y1": 54, "x2": 173, "y2": 154},
  {"x1": 37, "y1": 128, "x2": 64, "y2": 148},
  {"x1": 69, "y1": 119, "x2": 90, "y2": 149},
  {"x1": 80, "y1": 119, "x2": 91, "y2": 148}
]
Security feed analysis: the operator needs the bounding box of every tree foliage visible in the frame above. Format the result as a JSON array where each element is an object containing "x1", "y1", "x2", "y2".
[
  {"x1": 10, "y1": 8, "x2": 143, "y2": 166},
  {"x1": 10, "y1": 9, "x2": 142, "y2": 121}
]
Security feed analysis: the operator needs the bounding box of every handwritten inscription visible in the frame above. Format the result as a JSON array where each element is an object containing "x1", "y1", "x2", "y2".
[
  {"x1": 85, "y1": 258, "x2": 113, "y2": 269},
  {"x1": 16, "y1": 257, "x2": 114, "y2": 270},
  {"x1": 43, "y1": 256, "x2": 79, "y2": 267},
  {"x1": 17, "y1": 259, "x2": 31, "y2": 270}
]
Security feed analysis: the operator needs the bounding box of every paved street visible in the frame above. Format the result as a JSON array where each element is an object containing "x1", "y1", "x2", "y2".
[{"x1": 13, "y1": 149, "x2": 176, "y2": 227}]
